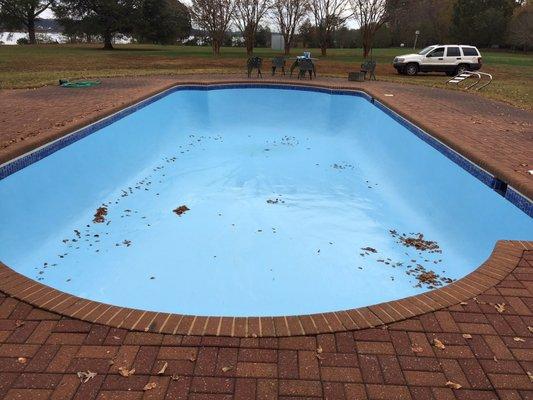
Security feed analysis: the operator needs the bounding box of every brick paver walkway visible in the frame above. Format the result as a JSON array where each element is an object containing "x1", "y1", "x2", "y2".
[
  {"x1": 0, "y1": 76, "x2": 532, "y2": 399},
  {"x1": 0, "y1": 244, "x2": 531, "y2": 399}
]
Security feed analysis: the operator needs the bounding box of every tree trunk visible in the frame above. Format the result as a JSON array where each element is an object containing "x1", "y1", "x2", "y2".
[
  {"x1": 245, "y1": 30, "x2": 254, "y2": 56},
  {"x1": 362, "y1": 44, "x2": 369, "y2": 58},
  {"x1": 103, "y1": 30, "x2": 114, "y2": 50},
  {"x1": 284, "y1": 35, "x2": 290, "y2": 55},
  {"x1": 319, "y1": 29, "x2": 327, "y2": 56},
  {"x1": 362, "y1": 29, "x2": 372, "y2": 58},
  {"x1": 212, "y1": 39, "x2": 220, "y2": 55},
  {"x1": 28, "y1": 18, "x2": 36, "y2": 44}
]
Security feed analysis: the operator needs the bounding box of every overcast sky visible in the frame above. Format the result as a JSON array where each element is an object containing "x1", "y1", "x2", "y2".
[{"x1": 39, "y1": 4, "x2": 359, "y2": 30}]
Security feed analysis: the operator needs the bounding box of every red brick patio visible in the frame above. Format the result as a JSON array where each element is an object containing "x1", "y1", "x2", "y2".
[{"x1": 0, "y1": 76, "x2": 532, "y2": 399}]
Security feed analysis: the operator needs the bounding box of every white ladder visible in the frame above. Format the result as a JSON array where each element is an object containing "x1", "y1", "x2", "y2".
[{"x1": 446, "y1": 71, "x2": 493, "y2": 91}]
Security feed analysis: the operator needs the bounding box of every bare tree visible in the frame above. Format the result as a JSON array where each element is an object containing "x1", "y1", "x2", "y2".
[
  {"x1": 0, "y1": 0, "x2": 54, "y2": 44},
  {"x1": 190, "y1": 0, "x2": 236, "y2": 55},
  {"x1": 310, "y1": 0, "x2": 349, "y2": 55},
  {"x1": 234, "y1": 0, "x2": 271, "y2": 56},
  {"x1": 350, "y1": 0, "x2": 386, "y2": 58},
  {"x1": 271, "y1": 0, "x2": 309, "y2": 55}
]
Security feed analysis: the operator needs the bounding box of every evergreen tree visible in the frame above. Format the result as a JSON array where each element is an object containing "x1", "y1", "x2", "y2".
[{"x1": 450, "y1": 0, "x2": 517, "y2": 47}]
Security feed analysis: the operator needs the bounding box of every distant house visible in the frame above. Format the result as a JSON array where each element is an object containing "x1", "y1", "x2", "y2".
[{"x1": 271, "y1": 33, "x2": 284, "y2": 51}]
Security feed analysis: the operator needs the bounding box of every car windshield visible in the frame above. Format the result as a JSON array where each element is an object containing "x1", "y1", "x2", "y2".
[{"x1": 418, "y1": 46, "x2": 435, "y2": 55}]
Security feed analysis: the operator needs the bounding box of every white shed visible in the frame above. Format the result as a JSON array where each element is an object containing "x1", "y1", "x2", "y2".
[{"x1": 271, "y1": 33, "x2": 284, "y2": 51}]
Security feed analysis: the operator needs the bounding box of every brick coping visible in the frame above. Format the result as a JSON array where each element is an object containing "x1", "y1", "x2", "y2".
[{"x1": 0, "y1": 241, "x2": 530, "y2": 337}]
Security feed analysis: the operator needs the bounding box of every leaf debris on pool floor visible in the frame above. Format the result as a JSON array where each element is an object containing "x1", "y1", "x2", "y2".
[
  {"x1": 358, "y1": 229, "x2": 453, "y2": 289},
  {"x1": 32, "y1": 131, "x2": 456, "y2": 294}
]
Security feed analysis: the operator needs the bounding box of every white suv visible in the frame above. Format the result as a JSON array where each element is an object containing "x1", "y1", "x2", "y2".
[{"x1": 393, "y1": 45, "x2": 483, "y2": 76}]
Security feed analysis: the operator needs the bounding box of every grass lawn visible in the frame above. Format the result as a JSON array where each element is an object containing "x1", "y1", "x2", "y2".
[{"x1": 0, "y1": 44, "x2": 531, "y2": 109}]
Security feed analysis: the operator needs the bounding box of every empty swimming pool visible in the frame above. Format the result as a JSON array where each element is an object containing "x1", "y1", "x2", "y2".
[{"x1": 0, "y1": 85, "x2": 531, "y2": 316}]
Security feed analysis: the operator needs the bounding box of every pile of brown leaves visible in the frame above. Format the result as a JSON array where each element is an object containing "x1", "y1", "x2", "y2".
[
  {"x1": 406, "y1": 264, "x2": 454, "y2": 289},
  {"x1": 93, "y1": 205, "x2": 108, "y2": 223},
  {"x1": 390, "y1": 230, "x2": 441, "y2": 253}
]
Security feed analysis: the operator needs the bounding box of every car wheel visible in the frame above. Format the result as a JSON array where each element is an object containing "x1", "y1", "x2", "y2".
[
  {"x1": 455, "y1": 64, "x2": 468, "y2": 75},
  {"x1": 405, "y1": 63, "x2": 418, "y2": 76}
]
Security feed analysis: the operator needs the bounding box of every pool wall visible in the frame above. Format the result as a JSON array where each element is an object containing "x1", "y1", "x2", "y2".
[{"x1": 1, "y1": 83, "x2": 531, "y2": 217}]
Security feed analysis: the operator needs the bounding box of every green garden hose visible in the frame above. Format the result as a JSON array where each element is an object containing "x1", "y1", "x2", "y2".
[{"x1": 59, "y1": 80, "x2": 101, "y2": 88}]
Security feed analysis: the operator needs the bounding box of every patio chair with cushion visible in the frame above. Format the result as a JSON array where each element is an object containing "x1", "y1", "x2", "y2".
[
  {"x1": 271, "y1": 57, "x2": 286, "y2": 75},
  {"x1": 290, "y1": 57, "x2": 317, "y2": 78},
  {"x1": 361, "y1": 60, "x2": 377, "y2": 80},
  {"x1": 247, "y1": 57, "x2": 263, "y2": 78}
]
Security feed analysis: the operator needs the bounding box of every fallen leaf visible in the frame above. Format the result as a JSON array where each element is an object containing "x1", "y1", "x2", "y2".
[
  {"x1": 411, "y1": 346, "x2": 423, "y2": 353},
  {"x1": 527, "y1": 371, "x2": 533, "y2": 382},
  {"x1": 188, "y1": 355, "x2": 196, "y2": 362},
  {"x1": 495, "y1": 303, "x2": 506, "y2": 313},
  {"x1": 459, "y1": 302, "x2": 468, "y2": 306},
  {"x1": 157, "y1": 361, "x2": 168, "y2": 375},
  {"x1": 445, "y1": 381, "x2": 462, "y2": 390},
  {"x1": 17, "y1": 357, "x2": 27, "y2": 364},
  {"x1": 528, "y1": 326, "x2": 533, "y2": 333},
  {"x1": 15, "y1": 320, "x2": 25, "y2": 328},
  {"x1": 112, "y1": 336, "x2": 121, "y2": 340},
  {"x1": 462, "y1": 334, "x2": 472, "y2": 339},
  {"x1": 143, "y1": 382, "x2": 157, "y2": 391},
  {"x1": 317, "y1": 345, "x2": 323, "y2": 354},
  {"x1": 173, "y1": 205, "x2": 190, "y2": 216},
  {"x1": 118, "y1": 367, "x2": 135, "y2": 377},
  {"x1": 171, "y1": 374, "x2": 179, "y2": 381},
  {"x1": 108, "y1": 360, "x2": 115, "y2": 366},
  {"x1": 77, "y1": 371, "x2": 97, "y2": 383},
  {"x1": 221, "y1": 366, "x2": 233, "y2": 372},
  {"x1": 513, "y1": 337, "x2": 525, "y2": 342},
  {"x1": 493, "y1": 356, "x2": 498, "y2": 362},
  {"x1": 432, "y1": 338, "x2": 445, "y2": 350}
]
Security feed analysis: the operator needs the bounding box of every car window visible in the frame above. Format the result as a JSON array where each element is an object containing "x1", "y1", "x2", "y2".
[
  {"x1": 461, "y1": 47, "x2": 479, "y2": 56},
  {"x1": 418, "y1": 46, "x2": 435, "y2": 55},
  {"x1": 427, "y1": 47, "x2": 445, "y2": 57},
  {"x1": 447, "y1": 47, "x2": 461, "y2": 57}
]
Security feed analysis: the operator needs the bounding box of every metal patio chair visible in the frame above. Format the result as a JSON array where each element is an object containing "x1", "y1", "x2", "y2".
[
  {"x1": 361, "y1": 60, "x2": 377, "y2": 80},
  {"x1": 271, "y1": 57, "x2": 286, "y2": 76},
  {"x1": 297, "y1": 59, "x2": 315, "y2": 80},
  {"x1": 247, "y1": 57, "x2": 263, "y2": 78}
]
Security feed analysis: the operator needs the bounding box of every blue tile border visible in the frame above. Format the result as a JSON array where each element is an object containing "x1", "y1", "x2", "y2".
[
  {"x1": 505, "y1": 187, "x2": 533, "y2": 217},
  {"x1": 0, "y1": 82, "x2": 531, "y2": 217}
]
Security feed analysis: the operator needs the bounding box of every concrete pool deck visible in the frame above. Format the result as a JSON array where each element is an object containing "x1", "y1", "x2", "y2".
[{"x1": 0, "y1": 75, "x2": 532, "y2": 399}]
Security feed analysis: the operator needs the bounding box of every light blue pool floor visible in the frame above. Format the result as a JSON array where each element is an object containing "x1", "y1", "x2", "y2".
[{"x1": 0, "y1": 88, "x2": 531, "y2": 316}]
